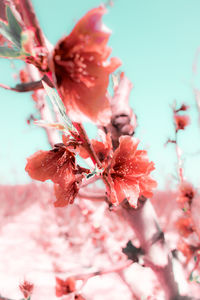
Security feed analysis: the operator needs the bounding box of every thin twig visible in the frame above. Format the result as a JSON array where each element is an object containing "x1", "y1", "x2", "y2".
[
  {"x1": 0, "y1": 75, "x2": 53, "y2": 93},
  {"x1": 73, "y1": 123, "x2": 102, "y2": 168}
]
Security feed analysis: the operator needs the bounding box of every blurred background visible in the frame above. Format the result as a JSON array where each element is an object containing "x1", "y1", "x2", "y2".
[{"x1": 1, "y1": 0, "x2": 200, "y2": 189}]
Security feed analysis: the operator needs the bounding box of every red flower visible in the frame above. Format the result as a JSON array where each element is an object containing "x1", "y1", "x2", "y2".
[
  {"x1": 25, "y1": 143, "x2": 86, "y2": 207},
  {"x1": 177, "y1": 181, "x2": 195, "y2": 205},
  {"x1": 52, "y1": 6, "x2": 121, "y2": 125},
  {"x1": 19, "y1": 280, "x2": 34, "y2": 299},
  {"x1": 103, "y1": 136, "x2": 157, "y2": 208},
  {"x1": 174, "y1": 114, "x2": 190, "y2": 131},
  {"x1": 175, "y1": 217, "x2": 194, "y2": 237},
  {"x1": 55, "y1": 276, "x2": 76, "y2": 297}
]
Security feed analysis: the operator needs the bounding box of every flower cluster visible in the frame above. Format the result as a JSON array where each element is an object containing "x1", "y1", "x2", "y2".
[{"x1": 24, "y1": 6, "x2": 157, "y2": 209}]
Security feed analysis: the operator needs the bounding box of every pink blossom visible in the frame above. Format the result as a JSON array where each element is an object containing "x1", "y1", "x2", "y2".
[
  {"x1": 52, "y1": 6, "x2": 121, "y2": 125},
  {"x1": 103, "y1": 136, "x2": 157, "y2": 208},
  {"x1": 25, "y1": 143, "x2": 86, "y2": 207}
]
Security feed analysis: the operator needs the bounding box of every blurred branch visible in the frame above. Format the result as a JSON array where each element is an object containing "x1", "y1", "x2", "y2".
[{"x1": 121, "y1": 200, "x2": 190, "y2": 299}]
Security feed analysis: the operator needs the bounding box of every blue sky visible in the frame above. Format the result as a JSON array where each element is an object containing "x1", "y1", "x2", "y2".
[{"x1": 0, "y1": 0, "x2": 200, "y2": 189}]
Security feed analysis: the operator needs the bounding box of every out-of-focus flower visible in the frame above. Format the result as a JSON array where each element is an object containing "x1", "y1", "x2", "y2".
[
  {"x1": 177, "y1": 181, "x2": 195, "y2": 205},
  {"x1": 52, "y1": 6, "x2": 121, "y2": 125},
  {"x1": 19, "y1": 69, "x2": 29, "y2": 83},
  {"x1": 25, "y1": 143, "x2": 88, "y2": 207},
  {"x1": 74, "y1": 295, "x2": 86, "y2": 300},
  {"x1": 174, "y1": 114, "x2": 190, "y2": 131},
  {"x1": 55, "y1": 276, "x2": 76, "y2": 297},
  {"x1": 177, "y1": 239, "x2": 197, "y2": 261},
  {"x1": 103, "y1": 136, "x2": 157, "y2": 208},
  {"x1": 175, "y1": 217, "x2": 194, "y2": 237},
  {"x1": 19, "y1": 280, "x2": 34, "y2": 299}
]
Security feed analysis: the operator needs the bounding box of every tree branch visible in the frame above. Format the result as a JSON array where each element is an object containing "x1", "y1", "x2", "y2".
[{"x1": 121, "y1": 200, "x2": 188, "y2": 300}]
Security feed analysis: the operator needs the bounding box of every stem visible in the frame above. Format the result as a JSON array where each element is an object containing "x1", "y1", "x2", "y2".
[
  {"x1": 0, "y1": 81, "x2": 42, "y2": 92},
  {"x1": 0, "y1": 76, "x2": 53, "y2": 93},
  {"x1": 117, "y1": 270, "x2": 139, "y2": 300},
  {"x1": 174, "y1": 132, "x2": 184, "y2": 183},
  {"x1": 81, "y1": 175, "x2": 100, "y2": 188},
  {"x1": 121, "y1": 200, "x2": 181, "y2": 300},
  {"x1": 73, "y1": 260, "x2": 132, "y2": 284},
  {"x1": 78, "y1": 190, "x2": 106, "y2": 201},
  {"x1": 73, "y1": 123, "x2": 102, "y2": 168}
]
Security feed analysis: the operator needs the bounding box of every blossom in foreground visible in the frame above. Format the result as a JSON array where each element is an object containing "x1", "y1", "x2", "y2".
[
  {"x1": 55, "y1": 276, "x2": 76, "y2": 297},
  {"x1": 174, "y1": 114, "x2": 190, "y2": 131},
  {"x1": 25, "y1": 143, "x2": 87, "y2": 207},
  {"x1": 19, "y1": 280, "x2": 34, "y2": 299},
  {"x1": 104, "y1": 136, "x2": 157, "y2": 208},
  {"x1": 52, "y1": 6, "x2": 121, "y2": 125}
]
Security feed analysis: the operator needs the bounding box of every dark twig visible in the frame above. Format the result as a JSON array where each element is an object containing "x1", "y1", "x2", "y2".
[{"x1": 0, "y1": 75, "x2": 53, "y2": 93}]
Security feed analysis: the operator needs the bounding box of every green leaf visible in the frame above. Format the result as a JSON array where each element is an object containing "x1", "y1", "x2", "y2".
[
  {"x1": 0, "y1": 46, "x2": 22, "y2": 58},
  {"x1": 6, "y1": 6, "x2": 22, "y2": 48},
  {"x1": 42, "y1": 81, "x2": 77, "y2": 133},
  {"x1": 0, "y1": 20, "x2": 13, "y2": 43}
]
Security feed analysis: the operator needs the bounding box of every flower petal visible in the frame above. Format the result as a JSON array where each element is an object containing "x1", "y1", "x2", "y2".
[{"x1": 54, "y1": 180, "x2": 79, "y2": 207}]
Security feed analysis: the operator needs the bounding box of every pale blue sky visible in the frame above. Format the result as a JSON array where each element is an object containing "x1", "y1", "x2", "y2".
[{"x1": 1, "y1": 0, "x2": 200, "y2": 189}]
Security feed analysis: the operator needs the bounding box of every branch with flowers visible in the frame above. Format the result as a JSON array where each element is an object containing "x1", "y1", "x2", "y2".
[
  {"x1": 165, "y1": 102, "x2": 200, "y2": 286},
  {"x1": 0, "y1": 0, "x2": 199, "y2": 299}
]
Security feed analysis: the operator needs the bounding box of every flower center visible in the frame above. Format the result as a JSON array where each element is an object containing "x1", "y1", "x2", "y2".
[{"x1": 54, "y1": 51, "x2": 95, "y2": 86}]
